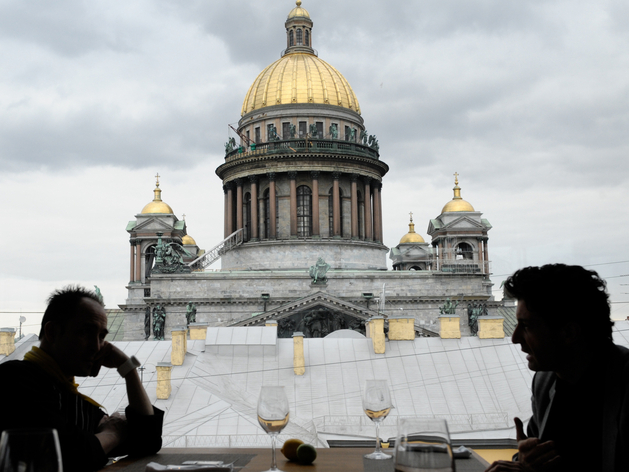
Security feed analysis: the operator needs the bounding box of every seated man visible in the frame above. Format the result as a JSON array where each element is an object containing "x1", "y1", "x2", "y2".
[
  {"x1": 486, "y1": 264, "x2": 629, "y2": 472},
  {"x1": 0, "y1": 286, "x2": 164, "y2": 472}
]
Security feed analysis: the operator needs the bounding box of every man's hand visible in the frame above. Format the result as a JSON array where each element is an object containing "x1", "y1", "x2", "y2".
[
  {"x1": 96, "y1": 412, "x2": 129, "y2": 454},
  {"x1": 485, "y1": 418, "x2": 561, "y2": 472},
  {"x1": 90, "y1": 342, "x2": 129, "y2": 377}
]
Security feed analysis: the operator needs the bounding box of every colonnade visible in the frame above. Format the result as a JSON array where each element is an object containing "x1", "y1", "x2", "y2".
[
  {"x1": 223, "y1": 171, "x2": 384, "y2": 243},
  {"x1": 129, "y1": 240, "x2": 142, "y2": 283}
]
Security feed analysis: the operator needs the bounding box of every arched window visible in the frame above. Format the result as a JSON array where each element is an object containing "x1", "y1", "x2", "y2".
[
  {"x1": 296, "y1": 28, "x2": 303, "y2": 45},
  {"x1": 244, "y1": 192, "x2": 251, "y2": 242},
  {"x1": 145, "y1": 245, "x2": 156, "y2": 279},
  {"x1": 289, "y1": 30, "x2": 294, "y2": 47},
  {"x1": 328, "y1": 187, "x2": 344, "y2": 237},
  {"x1": 305, "y1": 30, "x2": 310, "y2": 46},
  {"x1": 410, "y1": 266, "x2": 422, "y2": 271},
  {"x1": 455, "y1": 242, "x2": 474, "y2": 260},
  {"x1": 297, "y1": 185, "x2": 312, "y2": 237}
]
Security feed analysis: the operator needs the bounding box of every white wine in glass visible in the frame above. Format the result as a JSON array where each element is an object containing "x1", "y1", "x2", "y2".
[
  {"x1": 257, "y1": 386, "x2": 290, "y2": 472},
  {"x1": 0, "y1": 428, "x2": 63, "y2": 472},
  {"x1": 363, "y1": 379, "x2": 393, "y2": 460}
]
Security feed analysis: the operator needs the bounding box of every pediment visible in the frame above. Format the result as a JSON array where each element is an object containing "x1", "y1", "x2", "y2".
[
  {"x1": 230, "y1": 291, "x2": 379, "y2": 338},
  {"x1": 133, "y1": 217, "x2": 175, "y2": 233},
  {"x1": 400, "y1": 245, "x2": 432, "y2": 256},
  {"x1": 440, "y1": 216, "x2": 483, "y2": 230}
]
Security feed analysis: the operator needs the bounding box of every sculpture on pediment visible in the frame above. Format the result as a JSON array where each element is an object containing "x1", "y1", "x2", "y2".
[
  {"x1": 186, "y1": 302, "x2": 197, "y2": 326},
  {"x1": 278, "y1": 318, "x2": 295, "y2": 338},
  {"x1": 309, "y1": 258, "x2": 330, "y2": 284},
  {"x1": 152, "y1": 233, "x2": 193, "y2": 274},
  {"x1": 153, "y1": 304, "x2": 166, "y2": 340},
  {"x1": 349, "y1": 318, "x2": 366, "y2": 336}
]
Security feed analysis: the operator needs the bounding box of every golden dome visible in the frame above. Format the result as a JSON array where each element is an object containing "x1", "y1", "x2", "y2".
[
  {"x1": 288, "y1": 0, "x2": 310, "y2": 19},
  {"x1": 182, "y1": 234, "x2": 196, "y2": 245},
  {"x1": 241, "y1": 52, "x2": 361, "y2": 116},
  {"x1": 141, "y1": 174, "x2": 174, "y2": 214},
  {"x1": 399, "y1": 214, "x2": 425, "y2": 244},
  {"x1": 441, "y1": 174, "x2": 475, "y2": 213}
]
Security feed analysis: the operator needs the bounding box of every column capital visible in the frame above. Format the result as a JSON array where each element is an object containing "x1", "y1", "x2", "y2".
[
  {"x1": 373, "y1": 181, "x2": 382, "y2": 190},
  {"x1": 350, "y1": 173, "x2": 359, "y2": 182},
  {"x1": 249, "y1": 175, "x2": 259, "y2": 184},
  {"x1": 332, "y1": 171, "x2": 341, "y2": 180},
  {"x1": 362, "y1": 176, "x2": 372, "y2": 185},
  {"x1": 130, "y1": 239, "x2": 137, "y2": 246},
  {"x1": 234, "y1": 178, "x2": 243, "y2": 187},
  {"x1": 267, "y1": 172, "x2": 276, "y2": 181},
  {"x1": 310, "y1": 171, "x2": 320, "y2": 180},
  {"x1": 224, "y1": 182, "x2": 234, "y2": 191},
  {"x1": 288, "y1": 171, "x2": 297, "y2": 180}
]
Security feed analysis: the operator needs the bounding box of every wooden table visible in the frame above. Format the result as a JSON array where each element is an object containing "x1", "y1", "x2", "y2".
[{"x1": 104, "y1": 447, "x2": 490, "y2": 472}]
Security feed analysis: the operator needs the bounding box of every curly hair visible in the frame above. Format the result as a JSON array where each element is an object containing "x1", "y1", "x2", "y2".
[
  {"x1": 39, "y1": 285, "x2": 104, "y2": 338},
  {"x1": 504, "y1": 264, "x2": 613, "y2": 344}
]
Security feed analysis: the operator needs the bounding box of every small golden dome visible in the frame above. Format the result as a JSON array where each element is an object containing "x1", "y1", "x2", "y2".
[
  {"x1": 399, "y1": 214, "x2": 425, "y2": 244},
  {"x1": 182, "y1": 234, "x2": 196, "y2": 245},
  {"x1": 441, "y1": 173, "x2": 475, "y2": 213},
  {"x1": 241, "y1": 52, "x2": 360, "y2": 116},
  {"x1": 141, "y1": 174, "x2": 174, "y2": 214},
  {"x1": 288, "y1": 0, "x2": 310, "y2": 19}
]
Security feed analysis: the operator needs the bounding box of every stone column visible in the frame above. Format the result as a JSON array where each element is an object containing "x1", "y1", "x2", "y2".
[
  {"x1": 223, "y1": 185, "x2": 229, "y2": 238},
  {"x1": 483, "y1": 237, "x2": 490, "y2": 273},
  {"x1": 332, "y1": 171, "x2": 341, "y2": 238},
  {"x1": 377, "y1": 183, "x2": 384, "y2": 242},
  {"x1": 249, "y1": 176, "x2": 259, "y2": 240},
  {"x1": 268, "y1": 173, "x2": 277, "y2": 239},
  {"x1": 130, "y1": 240, "x2": 135, "y2": 283},
  {"x1": 363, "y1": 178, "x2": 373, "y2": 241},
  {"x1": 226, "y1": 183, "x2": 234, "y2": 236},
  {"x1": 135, "y1": 241, "x2": 142, "y2": 283},
  {"x1": 289, "y1": 171, "x2": 297, "y2": 237},
  {"x1": 235, "y1": 178, "x2": 243, "y2": 231},
  {"x1": 373, "y1": 183, "x2": 382, "y2": 243},
  {"x1": 311, "y1": 171, "x2": 320, "y2": 237},
  {"x1": 350, "y1": 174, "x2": 358, "y2": 239}
]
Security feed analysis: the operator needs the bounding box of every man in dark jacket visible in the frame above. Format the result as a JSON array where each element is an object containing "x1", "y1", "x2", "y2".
[
  {"x1": 0, "y1": 286, "x2": 163, "y2": 472},
  {"x1": 486, "y1": 264, "x2": 629, "y2": 472}
]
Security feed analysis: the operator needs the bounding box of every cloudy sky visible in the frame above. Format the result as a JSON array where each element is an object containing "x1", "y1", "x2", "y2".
[{"x1": 2, "y1": 0, "x2": 628, "y2": 335}]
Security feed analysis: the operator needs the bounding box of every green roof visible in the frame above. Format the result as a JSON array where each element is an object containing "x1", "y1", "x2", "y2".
[
  {"x1": 126, "y1": 221, "x2": 137, "y2": 231},
  {"x1": 105, "y1": 309, "x2": 125, "y2": 341},
  {"x1": 494, "y1": 305, "x2": 516, "y2": 336}
]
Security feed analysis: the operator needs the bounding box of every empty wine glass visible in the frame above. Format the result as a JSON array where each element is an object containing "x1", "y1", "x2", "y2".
[
  {"x1": 0, "y1": 428, "x2": 63, "y2": 472},
  {"x1": 257, "y1": 386, "x2": 290, "y2": 472},
  {"x1": 362, "y1": 379, "x2": 393, "y2": 460},
  {"x1": 394, "y1": 418, "x2": 455, "y2": 472}
]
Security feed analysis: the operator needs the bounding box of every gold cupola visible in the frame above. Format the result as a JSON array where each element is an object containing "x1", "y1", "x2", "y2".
[
  {"x1": 441, "y1": 174, "x2": 475, "y2": 213},
  {"x1": 399, "y1": 213, "x2": 425, "y2": 244},
  {"x1": 240, "y1": 1, "x2": 360, "y2": 116},
  {"x1": 141, "y1": 174, "x2": 174, "y2": 214}
]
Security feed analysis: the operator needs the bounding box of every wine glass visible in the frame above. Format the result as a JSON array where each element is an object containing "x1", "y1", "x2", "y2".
[
  {"x1": 0, "y1": 427, "x2": 63, "y2": 472},
  {"x1": 394, "y1": 418, "x2": 455, "y2": 472},
  {"x1": 257, "y1": 386, "x2": 290, "y2": 472},
  {"x1": 362, "y1": 379, "x2": 393, "y2": 460}
]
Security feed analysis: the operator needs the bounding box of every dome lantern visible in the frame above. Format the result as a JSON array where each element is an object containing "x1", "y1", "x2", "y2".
[
  {"x1": 141, "y1": 173, "x2": 174, "y2": 215},
  {"x1": 285, "y1": 1, "x2": 314, "y2": 55},
  {"x1": 441, "y1": 173, "x2": 475, "y2": 213},
  {"x1": 399, "y1": 212, "x2": 426, "y2": 244}
]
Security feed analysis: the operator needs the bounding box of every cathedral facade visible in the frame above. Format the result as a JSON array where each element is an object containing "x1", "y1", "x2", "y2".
[{"x1": 121, "y1": 2, "x2": 496, "y2": 341}]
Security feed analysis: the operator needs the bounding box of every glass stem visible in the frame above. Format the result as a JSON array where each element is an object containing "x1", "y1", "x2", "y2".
[
  {"x1": 270, "y1": 433, "x2": 278, "y2": 470},
  {"x1": 374, "y1": 421, "x2": 381, "y2": 454}
]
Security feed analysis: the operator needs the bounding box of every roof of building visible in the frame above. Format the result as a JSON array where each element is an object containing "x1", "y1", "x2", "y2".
[
  {"x1": 141, "y1": 175, "x2": 174, "y2": 215},
  {"x1": 442, "y1": 175, "x2": 474, "y2": 213},
  {"x1": 287, "y1": 0, "x2": 310, "y2": 19},
  {"x1": 399, "y1": 217, "x2": 426, "y2": 244}
]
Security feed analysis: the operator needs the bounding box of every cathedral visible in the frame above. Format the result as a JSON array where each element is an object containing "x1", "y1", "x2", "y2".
[{"x1": 121, "y1": 1, "x2": 495, "y2": 341}]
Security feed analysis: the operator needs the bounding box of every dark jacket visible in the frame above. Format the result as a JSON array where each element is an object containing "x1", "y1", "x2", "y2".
[
  {"x1": 527, "y1": 344, "x2": 629, "y2": 472},
  {"x1": 0, "y1": 360, "x2": 163, "y2": 472}
]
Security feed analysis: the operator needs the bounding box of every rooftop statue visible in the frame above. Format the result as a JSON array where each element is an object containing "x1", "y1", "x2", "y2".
[
  {"x1": 185, "y1": 302, "x2": 197, "y2": 326},
  {"x1": 224, "y1": 137, "x2": 236, "y2": 154},
  {"x1": 329, "y1": 124, "x2": 338, "y2": 139},
  {"x1": 289, "y1": 123, "x2": 296, "y2": 138},
  {"x1": 309, "y1": 123, "x2": 318, "y2": 138},
  {"x1": 439, "y1": 297, "x2": 459, "y2": 315},
  {"x1": 93, "y1": 285, "x2": 103, "y2": 304},
  {"x1": 153, "y1": 304, "x2": 166, "y2": 340},
  {"x1": 152, "y1": 233, "x2": 192, "y2": 274},
  {"x1": 360, "y1": 129, "x2": 368, "y2": 145},
  {"x1": 309, "y1": 257, "x2": 330, "y2": 284}
]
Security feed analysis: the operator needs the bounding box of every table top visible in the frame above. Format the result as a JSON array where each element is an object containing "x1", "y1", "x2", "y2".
[{"x1": 103, "y1": 447, "x2": 490, "y2": 472}]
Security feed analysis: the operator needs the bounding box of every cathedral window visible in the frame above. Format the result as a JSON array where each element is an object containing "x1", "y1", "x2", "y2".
[
  {"x1": 145, "y1": 245, "x2": 156, "y2": 280},
  {"x1": 305, "y1": 30, "x2": 310, "y2": 46},
  {"x1": 289, "y1": 30, "x2": 294, "y2": 47},
  {"x1": 299, "y1": 121, "x2": 307, "y2": 138},
  {"x1": 316, "y1": 121, "x2": 323, "y2": 138},
  {"x1": 296, "y1": 28, "x2": 303, "y2": 45},
  {"x1": 345, "y1": 125, "x2": 351, "y2": 141},
  {"x1": 244, "y1": 192, "x2": 251, "y2": 242},
  {"x1": 357, "y1": 190, "x2": 364, "y2": 239},
  {"x1": 297, "y1": 185, "x2": 312, "y2": 237},
  {"x1": 263, "y1": 188, "x2": 279, "y2": 239},
  {"x1": 282, "y1": 122, "x2": 291, "y2": 139},
  {"x1": 255, "y1": 127, "x2": 261, "y2": 144},
  {"x1": 455, "y1": 242, "x2": 474, "y2": 260}
]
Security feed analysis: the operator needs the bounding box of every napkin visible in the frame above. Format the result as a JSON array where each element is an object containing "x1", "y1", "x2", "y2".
[{"x1": 145, "y1": 462, "x2": 233, "y2": 471}]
